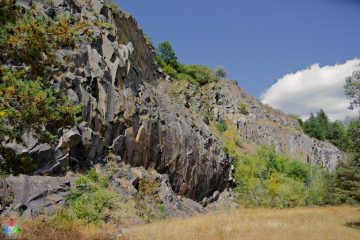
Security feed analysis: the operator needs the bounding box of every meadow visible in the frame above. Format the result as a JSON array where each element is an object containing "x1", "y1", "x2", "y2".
[{"x1": 122, "y1": 206, "x2": 360, "y2": 240}]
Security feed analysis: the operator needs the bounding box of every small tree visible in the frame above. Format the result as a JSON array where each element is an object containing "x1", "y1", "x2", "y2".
[
  {"x1": 335, "y1": 156, "x2": 360, "y2": 204},
  {"x1": 344, "y1": 70, "x2": 360, "y2": 111},
  {"x1": 157, "y1": 41, "x2": 178, "y2": 69},
  {"x1": 214, "y1": 66, "x2": 227, "y2": 79},
  {"x1": 239, "y1": 101, "x2": 249, "y2": 115}
]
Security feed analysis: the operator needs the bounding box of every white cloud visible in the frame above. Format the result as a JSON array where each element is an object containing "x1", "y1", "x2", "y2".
[{"x1": 261, "y1": 59, "x2": 360, "y2": 121}]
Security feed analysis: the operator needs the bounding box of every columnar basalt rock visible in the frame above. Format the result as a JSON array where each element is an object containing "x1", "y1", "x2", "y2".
[
  {"x1": 176, "y1": 79, "x2": 342, "y2": 171},
  {"x1": 1, "y1": 0, "x2": 342, "y2": 217}
]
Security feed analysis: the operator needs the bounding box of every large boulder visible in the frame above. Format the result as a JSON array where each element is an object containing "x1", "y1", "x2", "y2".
[{"x1": 2, "y1": 175, "x2": 75, "y2": 217}]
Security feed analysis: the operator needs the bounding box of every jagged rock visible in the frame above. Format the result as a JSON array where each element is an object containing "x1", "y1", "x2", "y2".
[
  {"x1": 30, "y1": 144, "x2": 57, "y2": 173},
  {"x1": 0, "y1": 178, "x2": 13, "y2": 214},
  {"x1": 1, "y1": 0, "x2": 342, "y2": 214},
  {"x1": 158, "y1": 175, "x2": 206, "y2": 217},
  {"x1": 2, "y1": 175, "x2": 75, "y2": 217}
]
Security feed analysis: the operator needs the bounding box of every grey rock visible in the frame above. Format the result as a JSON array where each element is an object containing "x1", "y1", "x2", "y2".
[{"x1": 3, "y1": 175, "x2": 75, "y2": 217}]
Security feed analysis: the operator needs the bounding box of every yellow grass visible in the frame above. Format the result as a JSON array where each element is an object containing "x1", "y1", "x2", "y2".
[{"x1": 123, "y1": 206, "x2": 360, "y2": 240}]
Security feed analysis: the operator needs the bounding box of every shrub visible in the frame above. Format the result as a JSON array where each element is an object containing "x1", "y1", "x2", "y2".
[
  {"x1": 65, "y1": 169, "x2": 138, "y2": 224},
  {"x1": 239, "y1": 101, "x2": 249, "y2": 115},
  {"x1": 179, "y1": 64, "x2": 217, "y2": 86},
  {"x1": 216, "y1": 120, "x2": 228, "y2": 133},
  {"x1": 233, "y1": 146, "x2": 335, "y2": 208},
  {"x1": 176, "y1": 72, "x2": 199, "y2": 87},
  {"x1": 214, "y1": 66, "x2": 227, "y2": 79},
  {"x1": 135, "y1": 178, "x2": 168, "y2": 223},
  {"x1": 162, "y1": 64, "x2": 178, "y2": 78}
]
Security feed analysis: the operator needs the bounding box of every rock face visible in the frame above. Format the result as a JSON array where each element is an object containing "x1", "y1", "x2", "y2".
[
  {"x1": 1, "y1": 175, "x2": 75, "y2": 217},
  {"x1": 1, "y1": 0, "x2": 342, "y2": 216},
  {"x1": 4, "y1": 0, "x2": 230, "y2": 202},
  {"x1": 172, "y1": 79, "x2": 342, "y2": 172}
]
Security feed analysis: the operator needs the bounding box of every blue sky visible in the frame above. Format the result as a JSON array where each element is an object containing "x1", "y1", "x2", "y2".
[{"x1": 116, "y1": 0, "x2": 360, "y2": 119}]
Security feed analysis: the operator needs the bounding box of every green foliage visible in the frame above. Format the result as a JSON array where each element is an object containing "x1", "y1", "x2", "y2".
[
  {"x1": 65, "y1": 169, "x2": 130, "y2": 224},
  {"x1": 0, "y1": 1, "x2": 93, "y2": 174},
  {"x1": 214, "y1": 65, "x2": 227, "y2": 79},
  {"x1": 332, "y1": 117, "x2": 360, "y2": 205},
  {"x1": 178, "y1": 64, "x2": 217, "y2": 86},
  {"x1": 234, "y1": 146, "x2": 334, "y2": 208},
  {"x1": 0, "y1": 68, "x2": 81, "y2": 142},
  {"x1": 157, "y1": 41, "x2": 178, "y2": 69},
  {"x1": 302, "y1": 110, "x2": 347, "y2": 150},
  {"x1": 347, "y1": 118, "x2": 360, "y2": 155},
  {"x1": 162, "y1": 64, "x2": 178, "y2": 78},
  {"x1": 155, "y1": 40, "x2": 219, "y2": 86},
  {"x1": 239, "y1": 101, "x2": 249, "y2": 115},
  {"x1": 216, "y1": 120, "x2": 228, "y2": 133},
  {"x1": 135, "y1": 178, "x2": 168, "y2": 223},
  {"x1": 344, "y1": 70, "x2": 360, "y2": 110},
  {"x1": 0, "y1": 5, "x2": 93, "y2": 76},
  {"x1": 66, "y1": 169, "x2": 111, "y2": 223},
  {"x1": 334, "y1": 155, "x2": 360, "y2": 205}
]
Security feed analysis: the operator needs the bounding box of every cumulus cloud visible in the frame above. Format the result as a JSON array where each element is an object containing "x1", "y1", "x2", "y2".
[{"x1": 261, "y1": 59, "x2": 360, "y2": 121}]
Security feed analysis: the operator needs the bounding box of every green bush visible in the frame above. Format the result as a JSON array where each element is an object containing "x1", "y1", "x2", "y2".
[
  {"x1": 162, "y1": 64, "x2": 178, "y2": 78},
  {"x1": 216, "y1": 120, "x2": 228, "y2": 133},
  {"x1": 178, "y1": 64, "x2": 217, "y2": 86},
  {"x1": 176, "y1": 72, "x2": 199, "y2": 87},
  {"x1": 214, "y1": 66, "x2": 227, "y2": 79},
  {"x1": 239, "y1": 101, "x2": 249, "y2": 115},
  {"x1": 234, "y1": 146, "x2": 334, "y2": 208},
  {"x1": 65, "y1": 169, "x2": 132, "y2": 224},
  {"x1": 135, "y1": 178, "x2": 168, "y2": 223}
]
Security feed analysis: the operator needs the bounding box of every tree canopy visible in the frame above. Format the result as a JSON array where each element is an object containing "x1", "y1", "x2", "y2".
[
  {"x1": 156, "y1": 41, "x2": 178, "y2": 69},
  {"x1": 344, "y1": 70, "x2": 360, "y2": 111}
]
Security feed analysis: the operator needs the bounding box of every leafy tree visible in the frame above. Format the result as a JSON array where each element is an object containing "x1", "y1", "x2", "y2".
[
  {"x1": 303, "y1": 113, "x2": 325, "y2": 140},
  {"x1": 157, "y1": 41, "x2": 178, "y2": 69},
  {"x1": 344, "y1": 70, "x2": 360, "y2": 111},
  {"x1": 326, "y1": 121, "x2": 347, "y2": 150},
  {"x1": 347, "y1": 118, "x2": 360, "y2": 155},
  {"x1": 302, "y1": 109, "x2": 347, "y2": 150},
  {"x1": 335, "y1": 156, "x2": 360, "y2": 204},
  {"x1": 214, "y1": 66, "x2": 227, "y2": 79}
]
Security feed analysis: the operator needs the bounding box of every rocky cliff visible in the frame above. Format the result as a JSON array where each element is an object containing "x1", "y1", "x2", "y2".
[
  {"x1": 171, "y1": 79, "x2": 342, "y2": 171},
  {"x1": 1, "y1": 0, "x2": 342, "y2": 218}
]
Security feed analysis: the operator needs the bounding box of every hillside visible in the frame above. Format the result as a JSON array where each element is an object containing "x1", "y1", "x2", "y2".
[{"x1": 0, "y1": 0, "x2": 353, "y2": 238}]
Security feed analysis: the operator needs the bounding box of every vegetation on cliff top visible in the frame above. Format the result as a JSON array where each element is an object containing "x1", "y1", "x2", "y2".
[{"x1": 155, "y1": 40, "x2": 225, "y2": 86}]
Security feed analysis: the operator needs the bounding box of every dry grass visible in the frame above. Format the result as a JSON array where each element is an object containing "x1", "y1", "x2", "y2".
[
  {"x1": 2, "y1": 214, "x2": 118, "y2": 240},
  {"x1": 122, "y1": 206, "x2": 360, "y2": 240}
]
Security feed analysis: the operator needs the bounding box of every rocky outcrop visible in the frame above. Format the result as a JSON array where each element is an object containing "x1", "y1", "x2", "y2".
[
  {"x1": 3, "y1": 0, "x2": 231, "y2": 203},
  {"x1": 172, "y1": 79, "x2": 342, "y2": 171},
  {"x1": 1, "y1": 0, "x2": 342, "y2": 220},
  {"x1": 1, "y1": 175, "x2": 75, "y2": 217}
]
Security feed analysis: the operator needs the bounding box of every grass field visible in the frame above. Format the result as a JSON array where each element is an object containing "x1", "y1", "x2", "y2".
[{"x1": 122, "y1": 206, "x2": 360, "y2": 240}]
